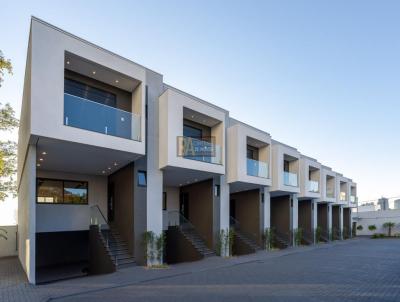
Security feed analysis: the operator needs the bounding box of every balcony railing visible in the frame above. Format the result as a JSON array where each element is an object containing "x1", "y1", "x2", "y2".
[
  {"x1": 340, "y1": 192, "x2": 347, "y2": 201},
  {"x1": 308, "y1": 180, "x2": 319, "y2": 193},
  {"x1": 247, "y1": 158, "x2": 269, "y2": 178},
  {"x1": 177, "y1": 136, "x2": 222, "y2": 165},
  {"x1": 283, "y1": 171, "x2": 298, "y2": 187},
  {"x1": 350, "y1": 195, "x2": 357, "y2": 203},
  {"x1": 64, "y1": 93, "x2": 141, "y2": 141}
]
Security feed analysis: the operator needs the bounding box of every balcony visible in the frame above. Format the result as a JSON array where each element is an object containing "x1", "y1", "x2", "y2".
[
  {"x1": 283, "y1": 171, "x2": 298, "y2": 187},
  {"x1": 177, "y1": 136, "x2": 222, "y2": 165},
  {"x1": 64, "y1": 93, "x2": 141, "y2": 141},
  {"x1": 340, "y1": 192, "x2": 347, "y2": 201},
  {"x1": 350, "y1": 195, "x2": 357, "y2": 203},
  {"x1": 308, "y1": 180, "x2": 319, "y2": 193},
  {"x1": 247, "y1": 158, "x2": 269, "y2": 178}
]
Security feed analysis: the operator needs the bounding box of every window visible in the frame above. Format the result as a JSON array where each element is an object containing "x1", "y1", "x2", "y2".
[
  {"x1": 183, "y1": 124, "x2": 202, "y2": 138},
  {"x1": 36, "y1": 178, "x2": 88, "y2": 204},
  {"x1": 246, "y1": 145, "x2": 258, "y2": 160},
  {"x1": 163, "y1": 192, "x2": 167, "y2": 210},
  {"x1": 138, "y1": 171, "x2": 147, "y2": 187},
  {"x1": 284, "y1": 160, "x2": 290, "y2": 172},
  {"x1": 64, "y1": 78, "x2": 117, "y2": 108}
]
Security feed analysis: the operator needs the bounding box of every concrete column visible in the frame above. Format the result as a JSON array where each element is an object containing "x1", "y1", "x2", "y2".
[
  {"x1": 140, "y1": 70, "x2": 164, "y2": 266},
  {"x1": 312, "y1": 199, "x2": 319, "y2": 244},
  {"x1": 291, "y1": 194, "x2": 299, "y2": 246},
  {"x1": 213, "y1": 175, "x2": 230, "y2": 256},
  {"x1": 263, "y1": 188, "x2": 271, "y2": 230},
  {"x1": 328, "y1": 204, "x2": 333, "y2": 240}
]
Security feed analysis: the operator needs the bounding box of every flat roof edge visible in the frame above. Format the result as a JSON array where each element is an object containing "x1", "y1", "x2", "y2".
[{"x1": 31, "y1": 16, "x2": 163, "y2": 77}]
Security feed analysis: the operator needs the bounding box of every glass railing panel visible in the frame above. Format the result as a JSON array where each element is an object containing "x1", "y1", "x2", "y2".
[
  {"x1": 90, "y1": 205, "x2": 109, "y2": 230},
  {"x1": 283, "y1": 171, "x2": 298, "y2": 187},
  {"x1": 350, "y1": 196, "x2": 357, "y2": 203},
  {"x1": 177, "y1": 136, "x2": 222, "y2": 165},
  {"x1": 308, "y1": 180, "x2": 319, "y2": 192},
  {"x1": 247, "y1": 158, "x2": 269, "y2": 178},
  {"x1": 326, "y1": 189, "x2": 335, "y2": 198},
  {"x1": 64, "y1": 93, "x2": 141, "y2": 141},
  {"x1": 340, "y1": 192, "x2": 347, "y2": 201}
]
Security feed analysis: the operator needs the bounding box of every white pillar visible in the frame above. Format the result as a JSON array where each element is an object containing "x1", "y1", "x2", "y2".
[
  {"x1": 263, "y1": 188, "x2": 271, "y2": 230},
  {"x1": 214, "y1": 175, "x2": 230, "y2": 257}
]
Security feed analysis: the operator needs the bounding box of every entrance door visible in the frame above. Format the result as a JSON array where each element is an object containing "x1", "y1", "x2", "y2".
[
  {"x1": 108, "y1": 182, "x2": 115, "y2": 222},
  {"x1": 180, "y1": 192, "x2": 189, "y2": 220}
]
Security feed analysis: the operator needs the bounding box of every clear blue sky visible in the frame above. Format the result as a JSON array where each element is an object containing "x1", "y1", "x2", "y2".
[{"x1": 1, "y1": 0, "x2": 400, "y2": 202}]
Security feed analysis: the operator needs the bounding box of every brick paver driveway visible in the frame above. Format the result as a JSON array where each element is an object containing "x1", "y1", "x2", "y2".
[{"x1": 2, "y1": 238, "x2": 400, "y2": 302}]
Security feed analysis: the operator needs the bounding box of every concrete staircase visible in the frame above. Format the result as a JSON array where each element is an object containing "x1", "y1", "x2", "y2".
[
  {"x1": 232, "y1": 227, "x2": 261, "y2": 252},
  {"x1": 179, "y1": 227, "x2": 215, "y2": 258},
  {"x1": 100, "y1": 226, "x2": 136, "y2": 269},
  {"x1": 274, "y1": 231, "x2": 290, "y2": 249}
]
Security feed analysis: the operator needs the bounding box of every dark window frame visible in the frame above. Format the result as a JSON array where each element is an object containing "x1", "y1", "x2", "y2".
[{"x1": 36, "y1": 177, "x2": 89, "y2": 205}]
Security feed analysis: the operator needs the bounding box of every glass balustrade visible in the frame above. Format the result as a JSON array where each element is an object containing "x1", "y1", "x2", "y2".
[
  {"x1": 64, "y1": 93, "x2": 141, "y2": 141},
  {"x1": 247, "y1": 158, "x2": 269, "y2": 178},
  {"x1": 340, "y1": 192, "x2": 347, "y2": 201},
  {"x1": 283, "y1": 171, "x2": 298, "y2": 187},
  {"x1": 308, "y1": 180, "x2": 319, "y2": 192},
  {"x1": 177, "y1": 136, "x2": 222, "y2": 165}
]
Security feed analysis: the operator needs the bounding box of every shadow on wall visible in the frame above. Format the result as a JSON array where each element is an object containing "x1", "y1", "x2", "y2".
[{"x1": 0, "y1": 225, "x2": 18, "y2": 258}]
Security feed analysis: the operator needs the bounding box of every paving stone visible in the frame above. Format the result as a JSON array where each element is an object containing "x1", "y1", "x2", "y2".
[{"x1": 1, "y1": 238, "x2": 400, "y2": 302}]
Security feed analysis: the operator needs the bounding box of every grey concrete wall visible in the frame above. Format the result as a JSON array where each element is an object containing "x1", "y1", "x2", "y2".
[
  {"x1": 17, "y1": 144, "x2": 36, "y2": 284},
  {"x1": 0, "y1": 225, "x2": 18, "y2": 258},
  {"x1": 109, "y1": 163, "x2": 135, "y2": 254}
]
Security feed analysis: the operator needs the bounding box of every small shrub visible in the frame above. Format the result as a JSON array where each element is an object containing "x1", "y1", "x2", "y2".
[
  {"x1": 368, "y1": 225, "x2": 376, "y2": 231},
  {"x1": 356, "y1": 225, "x2": 363, "y2": 231}
]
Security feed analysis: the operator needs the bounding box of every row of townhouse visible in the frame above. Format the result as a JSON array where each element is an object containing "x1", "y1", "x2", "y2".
[{"x1": 17, "y1": 17, "x2": 358, "y2": 284}]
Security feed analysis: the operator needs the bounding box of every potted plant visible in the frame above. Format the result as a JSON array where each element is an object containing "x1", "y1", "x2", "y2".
[
  {"x1": 356, "y1": 225, "x2": 363, "y2": 231},
  {"x1": 368, "y1": 225, "x2": 377, "y2": 232}
]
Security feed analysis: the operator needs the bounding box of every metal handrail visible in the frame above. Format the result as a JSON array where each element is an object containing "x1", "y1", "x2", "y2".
[
  {"x1": 167, "y1": 210, "x2": 210, "y2": 245},
  {"x1": 229, "y1": 216, "x2": 259, "y2": 245}
]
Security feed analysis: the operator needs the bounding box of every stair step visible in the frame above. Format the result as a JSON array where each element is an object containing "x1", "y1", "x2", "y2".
[{"x1": 116, "y1": 257, "x2": 136, "y2": 265}]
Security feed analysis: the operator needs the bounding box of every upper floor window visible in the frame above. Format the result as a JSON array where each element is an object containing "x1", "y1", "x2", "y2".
[{"x1": 37, "y1": 178, "x2": 88, "y2": 204}]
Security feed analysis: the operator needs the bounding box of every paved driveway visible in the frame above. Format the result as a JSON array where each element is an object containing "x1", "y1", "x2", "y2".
[{"x1": 2, "y1": 238, "x2": 400, "y2": 302}]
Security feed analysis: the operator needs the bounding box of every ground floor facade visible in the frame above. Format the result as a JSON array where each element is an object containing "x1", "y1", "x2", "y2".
[{"x1": 18, "y1": 144, "x2": 355, "y2": 284}]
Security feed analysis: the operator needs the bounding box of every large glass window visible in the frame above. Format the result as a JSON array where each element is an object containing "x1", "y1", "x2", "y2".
[
  {"x1": 183, "y1": 124, "x2": 202, "y2": 138},
  {"x1": 64, "y1": 78, "x2": 117, "y2": 108},
  {"x1": 36, "y1": 178, "x2": 88, "y2": 204}
]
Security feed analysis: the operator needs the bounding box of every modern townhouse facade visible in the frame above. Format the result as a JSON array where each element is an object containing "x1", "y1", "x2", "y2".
[{"x1": 17, "y1": 17, "x2": 358, "y2": 284}]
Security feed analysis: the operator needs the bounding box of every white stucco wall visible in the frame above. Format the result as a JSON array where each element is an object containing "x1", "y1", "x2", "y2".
[
  {"x1": 355, "y1": 210, "x2": 400, "y2": 236},
  {"x1": 298, "y1": 156, "x2": 321, "y2": 199},
  {"x1": 36, "y1": 170, "x2": 107, "y2": 233},
  {"x1": 227, "y1": 121, "x2": 272, "y2": 186},
  {"x1": 158, "y1": 88, "x2": 226, "y2": 174},
  {"x1": 29, "y1": 18, "x2": 146, "y2": 156}
]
